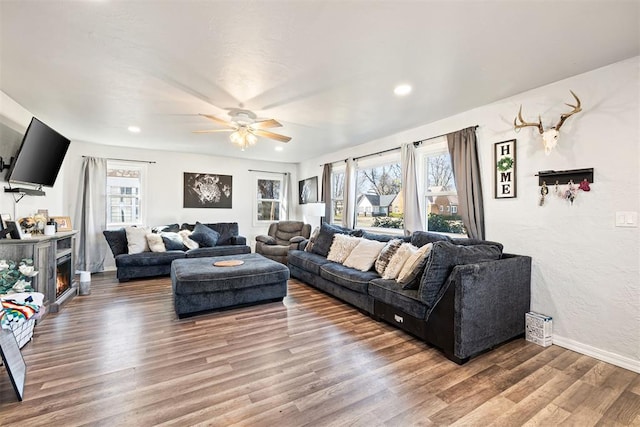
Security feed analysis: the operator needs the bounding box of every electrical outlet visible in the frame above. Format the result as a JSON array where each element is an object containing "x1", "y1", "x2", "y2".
[{"x1": 615, "y1": 211, "x2": 638, "y2": 227}]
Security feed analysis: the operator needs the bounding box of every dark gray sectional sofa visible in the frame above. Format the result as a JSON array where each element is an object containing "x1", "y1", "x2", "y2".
[
  {"x1": 103, "y1": 222, "x2": 250, "y2": 282},
  {"x1": 288, "y1": 223, "x2": 531, "y2": 364}
]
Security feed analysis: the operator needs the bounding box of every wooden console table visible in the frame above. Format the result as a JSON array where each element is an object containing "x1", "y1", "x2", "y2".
[{"x1": 0, "y1": 231, "x2": 78, "y2": 314}]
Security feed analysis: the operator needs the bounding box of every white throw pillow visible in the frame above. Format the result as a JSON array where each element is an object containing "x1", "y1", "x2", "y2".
[
  {"x1": 146, "y1": 233, "x2": 167, "y2": 253},
  {"x1": 382, "y1": 243, "x2": 417, "y2": 280},
  {"x1": 397, "y1": 243, "x2": 433, "y2": 286},
  {"x1": 178, "y1": 229, "x2": 199, "y2": 250},
  {"x1": 126, "y1": 227, "x2": 149, "y2": 254},
  {"x1": 327, "y1": 234, "x2": 361, "y2": 263},
  {"x1": 343, "y1": 239, "x2": 387, "y2": 272}
]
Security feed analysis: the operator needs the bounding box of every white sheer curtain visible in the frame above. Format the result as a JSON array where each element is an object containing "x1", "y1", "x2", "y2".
[
  {"x1": 401, "y1": 143, "x2": 424, "y2": 235},
  {"x1": 74, "y1": 156, "x2": 107, "y2": 273},
  {"x1": 342, "y1": 158, "x2": 357, "y2": 229},
  {"x1": 280, "y1": 172, "x2": 291, "y2": 220}
]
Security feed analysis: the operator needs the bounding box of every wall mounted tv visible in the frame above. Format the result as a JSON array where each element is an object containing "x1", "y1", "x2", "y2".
[{"x1": 6, "y1": 117, "x2": 70, "y2": 187}]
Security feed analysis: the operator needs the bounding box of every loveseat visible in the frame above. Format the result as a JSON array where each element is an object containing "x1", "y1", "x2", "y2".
[
  {"x1": 288, "y1": 223, "x2": 531, "y2": 364},
  {"x1": 104, "y1": 222, "x2": 250, "y2": 282}
]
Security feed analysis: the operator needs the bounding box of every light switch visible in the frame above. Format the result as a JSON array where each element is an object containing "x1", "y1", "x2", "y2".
[{"x1": 616, "y1": 211, "x2": 638, "y2": 227}]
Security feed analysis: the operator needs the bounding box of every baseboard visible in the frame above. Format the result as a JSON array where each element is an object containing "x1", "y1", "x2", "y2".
[{"x1": 552, "y1": 335, "x2": 640, "y2": 374}]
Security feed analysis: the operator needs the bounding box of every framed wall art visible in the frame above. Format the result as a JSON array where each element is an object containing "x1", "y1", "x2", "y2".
[
  {"x1": 298, "y1": 176, "x2": 318, "y2": 205},
  {"x1": 494, "y1": 139, "x2": 517, "y2": 199},
  {"x1": 183, "y1": 172, "x2": 233, "y2": 208}
]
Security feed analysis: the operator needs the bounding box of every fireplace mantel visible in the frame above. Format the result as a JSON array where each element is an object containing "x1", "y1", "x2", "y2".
[{"x1": 0, "y1": 231, "x2": 78, "y2": 314}]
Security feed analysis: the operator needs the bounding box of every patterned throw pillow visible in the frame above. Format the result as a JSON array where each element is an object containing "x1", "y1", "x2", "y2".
[
  {"x1": 382, "y1": 243, "x2": 417, "y2": 280},
  {"x1": 178, "y1": 229, "x2": 199, "y2": 250},
  {"x1": 305, "y1": 226, "x2": 321, "y2": 252},
  {"x1": 397, "y1": 243, "x2": 433, "y2": 289},
  {"x1": 375, "y1": 238, "x2": 403, "y2": 276},
  {"x1": 343, "y1": 238, "x2": 387, "y2": 272},
  {"x1": 327, "y1": 234, "x2": 361, "y2": 263}
]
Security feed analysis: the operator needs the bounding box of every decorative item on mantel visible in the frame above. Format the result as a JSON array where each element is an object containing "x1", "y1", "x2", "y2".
[{"x1": 536, "y1": 168, "x2": 594, "y2": 207}]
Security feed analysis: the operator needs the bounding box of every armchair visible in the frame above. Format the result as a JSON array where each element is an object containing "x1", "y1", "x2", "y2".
[{"x1": 255, "y1": 221, "x2": 312, "y2": 264}]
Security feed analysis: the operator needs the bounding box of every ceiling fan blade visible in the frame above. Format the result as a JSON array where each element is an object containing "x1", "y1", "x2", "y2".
[
  {"x1": 252, "y1": 129, "x2": 291, "y2": 143},
  {"x1": 199, "y1": 113, "x2": 235, "y2": 128},
  {"x1": 252, "y1": 118, "x2": 282, "y2": 129},
  {"x1": 192, "y1": 129, "x2": 234, "y2": 133}
]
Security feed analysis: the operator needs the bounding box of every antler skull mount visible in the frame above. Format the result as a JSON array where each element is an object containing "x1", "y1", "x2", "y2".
[{"x1": 514, "y1": 90, "x2": 582, "y2": 155}]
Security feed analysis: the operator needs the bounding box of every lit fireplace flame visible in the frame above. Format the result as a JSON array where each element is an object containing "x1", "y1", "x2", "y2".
[{"x1": 56, "y1": 272, "x2": 70, "y2": 296}]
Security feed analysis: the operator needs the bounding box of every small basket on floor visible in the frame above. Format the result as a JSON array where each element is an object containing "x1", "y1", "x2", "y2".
[{"x1": 10, "y1": 318, "x2": 36, "y2": 349}]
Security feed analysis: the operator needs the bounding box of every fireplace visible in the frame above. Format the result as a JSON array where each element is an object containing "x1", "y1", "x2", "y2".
[{"x1": 56, "y1": 253, "x2": 72, "y2": 298}]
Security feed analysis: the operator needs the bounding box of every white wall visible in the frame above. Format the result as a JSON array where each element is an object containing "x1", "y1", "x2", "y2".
[
  {"x1": 0, "y1": 91, "x2": 65, "y2": 220},
  {"x1": 298, "y1": 57, "x2": 640, "y2": 372}
]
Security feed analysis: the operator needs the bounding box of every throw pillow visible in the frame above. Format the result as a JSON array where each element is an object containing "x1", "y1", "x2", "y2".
[
  {"x1": 375, "y1": 238, "x2": 403, "y2": 276},
  {"x1": 190, "y1": 222, "x2": 220, "y2": 247},
  {"x1": 161, "y1": 232, "x2": 185, "y2": 251},
  {"x1": 327, "y1": 234, "x2": 361, "y2": 264},
  {"x1": 146, "y1": 233, "x2": 166, "y2": 253},
  {"x1": 151, "y1": 223, "x2": 180, "y2": 233},
  {"x1": 343, "y1": 238, "x2": 386, "y2": 272},
  {"x1": 125, "y1": 226, "x2": 149, "y2": 254},
  {"x1": 382, "y1": 243, "x2": 417, "y2": 280},
  {"x1": 305, "y1": 226, "x2": 321, "y2": 252},
  {"x1": 103, "y1": 228, "x2": 128, "y2": 257},
  {"x1": 418, "y1": 241, "x2": 503, "y2": 308},
  {"x1": 311, "y1": 223, "x2": 362, "y2": 257},
  {"x1": 397, "y1": 243, "x2": 433, "y2": 289},
  {"x1": 178, "y1": 229, "x2": 199, "y2": 250}
]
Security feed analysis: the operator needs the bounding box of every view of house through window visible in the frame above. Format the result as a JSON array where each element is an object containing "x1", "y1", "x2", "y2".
[
  {"x1": 355, "y1": 157, "x2": 403, "y2": 230},
  {"x1": 330, "y1": 168, "x2": 344, "y2": 225},
  {"x1": 423, "y1": 150, "x2": 466, "y2": 236},
  {"x1": 106, "y1": 162, "x2": 145, "y2": 227}
]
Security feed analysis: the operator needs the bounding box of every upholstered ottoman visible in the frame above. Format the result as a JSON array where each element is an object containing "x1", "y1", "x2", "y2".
[{"x1": 171, "y1": 253, "x2": 289, "y2": 318}]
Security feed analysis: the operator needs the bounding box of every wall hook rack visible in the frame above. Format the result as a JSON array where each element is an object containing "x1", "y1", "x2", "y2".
[{"x1": 535, "y1": 168, "x2": 594, "y2": 186}]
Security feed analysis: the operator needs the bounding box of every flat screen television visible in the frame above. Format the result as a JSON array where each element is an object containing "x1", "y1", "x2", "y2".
[{"x1": 6, "y1": 117, "x2": 70, "y2": 187}]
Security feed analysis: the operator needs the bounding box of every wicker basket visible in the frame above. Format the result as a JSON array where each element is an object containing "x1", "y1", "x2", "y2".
[{"x1": 10, "y1": 318, "x2": 35, "y2": 349}]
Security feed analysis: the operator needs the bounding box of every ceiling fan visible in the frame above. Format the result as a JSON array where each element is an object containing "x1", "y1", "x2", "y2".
[{"x1": 193, "y1": 109, "x2": 291, "y2": 150}]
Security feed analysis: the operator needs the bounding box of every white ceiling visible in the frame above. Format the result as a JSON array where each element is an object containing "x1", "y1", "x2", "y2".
[{"x1": 1, "y1": 1, "x2": 638, "y2": 163}]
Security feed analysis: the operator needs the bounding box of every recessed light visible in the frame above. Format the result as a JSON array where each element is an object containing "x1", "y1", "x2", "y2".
[
  {"x1": 394, "y1": 84, "x2": 412, "y2": 96},
  {"x1": 275, "y1": 146, "x2": 284, "y2": 152},
  {"x1": 128, "y1": 126, "x2": 141, "y2": 133}
]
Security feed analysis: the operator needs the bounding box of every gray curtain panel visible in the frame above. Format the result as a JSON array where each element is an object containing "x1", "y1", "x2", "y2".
[
  {"x1": 401, "y1": 143, "x2": 424, "y2": 236},
  {"x1": 321, "y1": 163, "x2": 332, "y2": 222},
  {"x1": 447, "y1": 127, "x2": 485, "y2": 240},
  {"x1": 342, "y1": 158, "x2": 357, "y2": 229},
  {"x1": 75, "y1": 156, "x2": 108, "y2": 273}
]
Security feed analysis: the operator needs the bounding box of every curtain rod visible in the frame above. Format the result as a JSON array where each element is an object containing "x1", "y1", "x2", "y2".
[
  {"x1": 320, "y1": 125, "x2": 479, "y2": 167},
  {"x1": 248, "y1": 169, "x2": 289, "y2": 175},
  {"x1": 82, "y1": 156, "x2": 156, "y2": 164}
]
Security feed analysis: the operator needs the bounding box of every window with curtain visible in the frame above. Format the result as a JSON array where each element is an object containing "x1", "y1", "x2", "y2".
[
  {"x1": 355, "y1": 153, "x2": 403, "y2": 231},
  {"x1": 330, "y1": 166, "x2": 345, "y2": 225},
  {"x1": 255, "y1": 174, "x2": 284, "y2": 223},
  {"x1": 106, "y1": 161, "x2": 146, "y2": 227},
  {"x1": 419, "y1": 139, "x2": 466, "y2": 236}
]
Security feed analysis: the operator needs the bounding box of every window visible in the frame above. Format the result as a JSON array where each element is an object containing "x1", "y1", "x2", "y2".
[
  {"x1": 106, "y1": 162, "x2": 146, "y2": 227},
  {"x1": 255, "y1": 174, "x2": 285, "y2": 223},
  {"x1": 421, "y1": 139, "x2": 466, "y2": 236},
  {"x1": 355, "y1": 154, "x2": 402, "y2": 231},
  {"x1": 330, "y1": 167, "x2": 345, "y2": 225}
]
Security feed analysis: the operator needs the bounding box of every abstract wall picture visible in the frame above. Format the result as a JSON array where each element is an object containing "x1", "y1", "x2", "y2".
[
  {"x1": 298, "y1": 176, "x2": 318, "y2": 205},
  {"x1": 494, "y1": 139, "x2": 517, "y2": 198},
  {"x1": 183, "y1": 173, "x2": 232, "y2": 208}
]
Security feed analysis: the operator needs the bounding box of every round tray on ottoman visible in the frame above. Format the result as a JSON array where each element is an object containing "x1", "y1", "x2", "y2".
[{"x1": 171, "y1": 253, "x2": 289, "y2": 318}]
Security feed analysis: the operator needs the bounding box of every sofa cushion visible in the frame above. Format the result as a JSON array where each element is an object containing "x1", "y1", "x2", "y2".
[
  {"x1": 398, "y1": 243, "x2": 433, "y2": 290},
  {"x1": 103, "y1": 228, "x2": 128, "y2": 257},
  {"x1": 115, "y1": 250, "x2": 186, "y2": 267},
  {"x1": 419, "y1": 241, "x2": 503, "y2": 308},
  {"x1": 327, "y1": 234, "x2": 361, "y2": 263},
  {"x1": 368, "y1": 278, "x2": 427, "y2": 319},
  {"x1": 361, "y1": 231, "x2": 410, "y2": 243},
  {"x1": 374, "y1": 238, "x2": 403, "y2": 276},
  {"x1": 126, "y1": 226, "x2": 150, "y2": 254},
  {"x1": 311, "y1": 223, "x2": 363, "y2": 257},
  {"x1": 180, "y1": 222, "x2": 239, "y2": 246},
  {"x1": 190, "y1": 222, "x2": 220, "y2": 247},
  {"x1": 146, "y1": 233, "x2": 167, "y2": 253},
  {"x1": 343, "y1": 238, "x2": 386, "y2": 272},
  {"x1": 382, "y1": 243, "x2": 417, "y2": 280},
  {"x1": 410, "y1": 231, "x2": 451, "y2": 248},
  {"x1": 288, "y1": 249, "x2": 332, "y2": 275},
  {"x1": 151, "y1": 223, "x2": 180, "y2": 233},
  {"x1": 319, "y1": 263, "x2": 378, "y2": 294},
  {"x1": 161, "y1": 232, "x2": 186, "y2": 251},
  {"x1": 185, "y1": 245, "x2": 251, "y2": 258}
]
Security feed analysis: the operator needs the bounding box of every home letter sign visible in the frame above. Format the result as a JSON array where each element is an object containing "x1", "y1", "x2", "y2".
[{"x1": 494, "y1": 139, "x2": 517, "y2": 199}]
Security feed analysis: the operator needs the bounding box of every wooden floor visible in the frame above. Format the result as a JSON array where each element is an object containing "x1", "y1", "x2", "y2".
[{"x1": 1, "y1": 273, "x2": 639, "y2": 426}]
